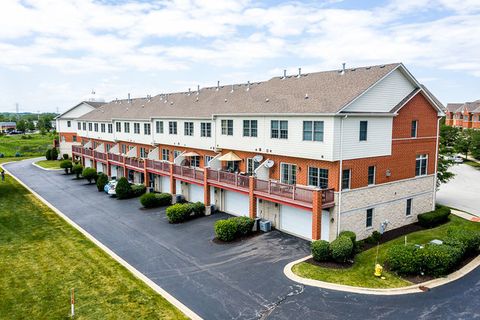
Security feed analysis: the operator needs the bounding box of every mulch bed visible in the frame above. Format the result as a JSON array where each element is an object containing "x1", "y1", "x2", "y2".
[
  {"x1": 212, "y1": 231, "x2": 262, "y2": 244},
  {"x1": 359, "y1": 223, "x2": 426, "y2": 252},
  {"x1": 304, "y1": 257, "x2": 354, "y2": 269}
]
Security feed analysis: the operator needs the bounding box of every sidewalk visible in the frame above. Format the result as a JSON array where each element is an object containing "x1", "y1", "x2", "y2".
[{"x1": 451, "y1": 209, "x2": 480, "y2": 222}]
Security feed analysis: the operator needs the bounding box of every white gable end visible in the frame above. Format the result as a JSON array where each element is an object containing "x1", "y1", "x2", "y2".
[
  {"x1": 342, "y1": 69, "x2": 416, "y2": 113},
  {"x1": 60, "y1": 103, "x2": 95, "y2": 119}
]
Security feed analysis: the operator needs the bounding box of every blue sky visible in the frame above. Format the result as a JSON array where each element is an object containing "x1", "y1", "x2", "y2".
[{"x1": 0, "y1": 0, "x2": 479, "y2": 113}]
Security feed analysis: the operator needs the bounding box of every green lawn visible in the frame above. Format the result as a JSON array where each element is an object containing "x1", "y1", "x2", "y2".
[
  {"x1": 0, "y1": 133, "x2": 55, "y2": 157},
  {"x1": 35, "y1": 159, "x2": 62, "y2": 169},
  {"x1": 0, "y1": 172, "x2": 187, "y2": 319},
  {"x1": 464, "y1": 160, "x2": 480, "y2": 169},
  {"x1": 293, "y1": 215, "x2": 480, "y2": 289}
]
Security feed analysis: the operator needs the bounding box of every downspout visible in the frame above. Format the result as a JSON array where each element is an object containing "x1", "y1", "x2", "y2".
[
  {"x1": 336, "y1": 115, "x2": 347, "y2": 237},
  {"x1": 432, "y1": 116, "x2": 441, "y2": 210}
]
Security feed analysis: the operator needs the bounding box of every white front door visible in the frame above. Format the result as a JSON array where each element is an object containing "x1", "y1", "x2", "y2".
[
  {"x1": 280, "y1": 205, "x2": 312, "y2": 240},
  {"x1": 224, "y1": 190, "x2": 249, "y2": 216}
]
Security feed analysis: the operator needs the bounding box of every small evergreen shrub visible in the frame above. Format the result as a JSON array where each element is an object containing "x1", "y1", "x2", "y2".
[
  {"x1": 50, "y1": 148, "x2": 58, "y2": 160},
  {"x1": 214, "y1": 219, "x2": 238, "y2": 242},
  {"x1": 96, "y1": 173, "x2": 108, "y2": 192},
  {"x1": 115, "y1": 177, "x2": 131, "y2": 199},
  {"x1": 311, "y1": 240, "x2": 330, "y2": 262},
  {"x1": 131, "y1": 184, "x2": 146, "y2": 197},
  {"x1": 60, "y1": 160, "x2": 73, "y2": 174},
  {"x1": 0, "y1": 153, "x2": 4, "y2": 158},
  {"x1": 45, "y1": 149, "x2": 52, "y2": 160},
  {"x1": 166, "y1": 203, "x2": 190, "y2": 223},
  {"x1": 15, "y1": 152, "x2": 21, "y2": 157},
  {"x1": 157, "y1": 193, "x2": 173, "y2": 206},
  {"x1": 188, "y1": 202, "x2": 205, "y2": 217},
  {"x1": 62, "y1": 153, "x2": 69, "y2": 160},
  {"x1": 446, "y1": 227, "x2": 480, "y2": 255},
  {"x1": 72, "y1": 164, "x2": 83, "y2": 179},
  {"x1": 140, "y1": 193, "x2": 172, "y2": 208},
  {"x1": 329, "y1": 236, "x2": 353, "y2": 262},
  {"x1": 81, "y1": 167, "x2": 97, "y2": 184},
  {"x1": 419, "y1": 244, "x2": 463, "y2": 277},
  {"x1": 231, "y1": 216, "x2": 254, "y2": 236},
  {"x1": 339, "y1": 230, "x2": 357, "y2": 251},
  {"x1": 386, "y1": 244, "x2": 421, "y2": 275},
  {"x1": 417, "y1": 206, "x2": 451, "y2": 228}
]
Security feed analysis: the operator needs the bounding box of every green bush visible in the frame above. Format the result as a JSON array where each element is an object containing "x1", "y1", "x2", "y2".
[
  {"x1": 417, "y1": 206, "x2": 451, "y2": 228},
  {"x1": 62, "y1": 153, "x2": 69, "y2": 160},
  {"x1": 339, "y1": 230, "x2": 357, "y2": 251},
  {"x1": 72, "y1": 164, "x2": 83, "y2": 179},
  {"x1": 386, "y1": 244, "x2": 421, "y2": 275},
  {"x1": 140, "y1": 193, "x2": 172, "y2": 208},
  {"x1": 214, "y1": 219, "x2": 238, "y2": 242},
  {"x1": 60, "y1": 160, "x2": 73, "y2": 174},
  {"x1": 45, "y1": 149, "x2": 52, "y2": 160},
  {"x1": 96, "y1": 173, "x2": 108, "y2": 192},
  {"x1": 311, "y1": 240, "x2": 330, "y2": 262},
  {"x1": 446, "y1": 227, "x2": 480, "y2": 255},
  {"x1": 231, "y1": 216, "x2": 254, "y2": 236},
  {"x1": 329, "y1": 236, "x2": 353, "y2": 263},
  {"x1": 115, "y1": 177, "x2": 131, "y2": 199},
  {"x1": 131, "y1": 184, "x2": 146, "y2": 197},
  {"x1": 419, "y1": 244, "x2": 463, "y2": 277},
  {"x1": 188, "y1": 202, "x2": 205, "y2": 217},
  {"x1": 50, "y1": 148, "x2": 58, "y2": 160},
  {"x1": 166, "y1": 203, "x2": 190, "y2": 223},
  {"x1": 81, "y1": 167, "x2": 97, "y2": 184},
  {"x1": 15, "y1": 152, "x2": 22, "y2": 157}
]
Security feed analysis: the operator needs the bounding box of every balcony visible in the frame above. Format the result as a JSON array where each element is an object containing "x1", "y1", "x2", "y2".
[
  {"x1": 94, "y1": 151, "x2": 107, "y2": 161},
  {"x1": 125, "y1": 157, "x2": 144, "y2": 170},
  {"x1": 108, "y1": 153, "x2": 124, "y2": 164},
  {"x1": 173, "y1": 164, "x2": 204, "y2": 183},
  {"x1": 206, "y1": 168, "x2": 249, "y2": 191},
  {"x1": 83, "y1": 148, "x2": 93, "y2": 157},
  {"x1": 145, "y1": 159, "x2": 171, "y2": 175},
  {"x1": 72, "y1": 145, "x2": 83, "y2": 154}
]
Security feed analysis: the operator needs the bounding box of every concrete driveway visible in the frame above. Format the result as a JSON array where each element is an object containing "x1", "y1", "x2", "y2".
[
  {"x1": 436, "y1": 163, "x2": 480, "y2": 216},
  {"x1": 4, "y1": 159, "x2": 480, "y2": 319}
]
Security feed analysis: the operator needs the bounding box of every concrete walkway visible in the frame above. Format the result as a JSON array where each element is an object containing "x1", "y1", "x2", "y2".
[{"x1": 4, "y1": 158, "x2": 480, "y2": 320}]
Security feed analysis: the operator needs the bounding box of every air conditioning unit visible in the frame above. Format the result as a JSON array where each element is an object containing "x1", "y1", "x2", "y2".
[{"x1": 259, "y1": 220, "x2": 272, "y2": 232}]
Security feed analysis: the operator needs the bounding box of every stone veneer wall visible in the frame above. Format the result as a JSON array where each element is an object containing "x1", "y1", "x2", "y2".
[{"x1": 335, "y1": 175, "x2": 435, "y2": 240}]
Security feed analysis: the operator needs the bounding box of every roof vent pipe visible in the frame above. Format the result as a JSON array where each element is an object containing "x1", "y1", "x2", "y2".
[
  {"x1": 197, "y1": 85, "x2": 200, "y2": 95},
  {"x1": 247, "y1": 81, "x2": 250, "y2": 91},
  {"x1": 188, "y1": 88, "x2": 191, "y2": 95},
  {"x1": 216, "y1": 81, "x2": 220, "y2": 91},
  {"x1": 231, "y1": 84, "x2": 234, "y2": 93},
  {"x1": 128, "y1": 93, "x2": 131, "y2": 103},
  {"x1": 297, "y1": 68, "x2": 302, "y2": 78},
  {"x1": 341, "y1": 62, "x2": 346, "y2": 75},
  {"x1": 282, "y1": 69, "x2": 286, "y2": 79}
]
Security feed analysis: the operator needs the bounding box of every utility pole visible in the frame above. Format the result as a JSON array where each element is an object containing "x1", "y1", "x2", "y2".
[{"x1": 15, "y1": 103, "x2": 19, "y2": 119}]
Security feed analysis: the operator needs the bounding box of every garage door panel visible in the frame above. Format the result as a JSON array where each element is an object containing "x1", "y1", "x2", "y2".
[
  {"x1": 224, "y1": 191, "x2": 249, "y2": 217},
  {"x1": 189, "y1": 184, "x2": 204, "y2": 203},
  {"x1": 161, "y1": 176, "x2": 170, "y2": 193},
  {"x1": 280, "y1": 205, "x2": 312, "y2": 240}
]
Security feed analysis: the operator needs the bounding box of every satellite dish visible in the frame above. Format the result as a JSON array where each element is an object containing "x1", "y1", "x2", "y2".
[
  {"x1": 264, "y1": 159, "x2": 274, "y2": 168},
  {"x1": 253, "y1": 155, "x2": 263, "y2": 163}
]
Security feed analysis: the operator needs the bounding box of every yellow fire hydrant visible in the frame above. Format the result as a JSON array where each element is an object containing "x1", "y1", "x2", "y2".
[{"x1": 374, "y1": 264, "x2": 383, "y2": 277}]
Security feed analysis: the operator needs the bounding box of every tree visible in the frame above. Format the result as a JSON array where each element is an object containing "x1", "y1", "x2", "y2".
[
  {"x1": 27, "y1": 120, "x2": 36, "y2": 131},
  {"x1": 50, "y1": 147, "x2": 58, "y2": 160},
  {"x1": 455, "y1": 129, "x2": 474, "y2": 159},
  {"x1": 72, "y1": 164, "x2": 83, "y2": 179},
  {"x1": 60, "y1": 160, "x2": 73, "y2": 174},
  {"x1": 115, "y1": 177, "x2": 131, "y2": 199},
  {"x1": 470, "y1": 130, "x2": 480, "y2": 160},
  {"x1": 82, "y1": 167, "x2": 97, "y2": 184},
  {"x1": 96, "y1": 173, "x2": 108, "y2": 192},
  {"x1": 16, "y1": 119, "x2": 27, "y2": 132},
  {"x1": 45, "y1": 149, "x2": 52, "y2": 160}
]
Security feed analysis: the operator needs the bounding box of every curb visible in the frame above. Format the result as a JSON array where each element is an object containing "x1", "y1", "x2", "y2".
[
  {"x1": 285, "y1": 254, "x2": 480, "y2": 296},
  {"x1": 2, "y1": 161, "x2": 202, "y2": 320},
  {"x1": 32, "y1": 161, "x2": 63, "y2": 171}
]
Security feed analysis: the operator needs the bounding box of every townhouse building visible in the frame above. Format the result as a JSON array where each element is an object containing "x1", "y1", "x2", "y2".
[
  {"x1": 445, "y1": 100, "x2": 480, "y2": 129},
  {"x1": 57, "y1": 63, "x2": 444, "y2": 241}
]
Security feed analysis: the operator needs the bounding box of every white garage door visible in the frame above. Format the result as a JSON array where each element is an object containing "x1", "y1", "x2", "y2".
[
  {"x1": 161, "y1": 176, "x2": 170, "y2": 193},
  {"x1": 224, "y1": 191, "x2": 249, "y2": 217},
  {"x1": 210, "y1": 187, "x2": 215, "y2": 206},
  {"x1": 189, "y1": 184, "x2": 204, "y2": 203},
  {"x1": 280, "y1": 205, "x2": 312, "y2": 240},
  {"x1": 97, "y1": 163, "x2": 104, "y2": 174},
  {"x1": 84, "y1": 158, "x2": 92, "y2": 168},
  {"x1": 176, "y1": 180, "x2": 182, "y2": 194}
]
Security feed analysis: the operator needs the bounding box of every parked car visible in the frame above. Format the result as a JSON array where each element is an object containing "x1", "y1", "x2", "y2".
[
  {"x1": 453, "y1": 156, "x2": 464, "y2": 163},
  {"x1": 104, "y1": 180, "x2": 118, "y2": 196}
]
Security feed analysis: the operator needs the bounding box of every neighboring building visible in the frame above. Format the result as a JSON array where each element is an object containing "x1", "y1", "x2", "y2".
[
  {"x1": 0, "y1": 122, "x2": 16, "y2": 133},
  {"x1": 56, "y1": 100, "x2": 106, "y2": 156},
  {"x1": 63, "y1": 63, "x2": 444, "y2": 241},
  {"x1": 445, "y1": 100, "x2": 480, "y2": 129}
]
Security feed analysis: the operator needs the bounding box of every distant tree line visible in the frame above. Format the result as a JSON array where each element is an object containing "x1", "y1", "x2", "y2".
[{"x1": 0, "y1": 112, "x2": 58, "y2": 134}]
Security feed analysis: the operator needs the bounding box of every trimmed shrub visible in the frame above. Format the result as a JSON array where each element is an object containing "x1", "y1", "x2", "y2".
[
  {"x1": 50, "y1": 148, "x2": 58, "y2": 160},
  {"x1": 446, "y1": 227, "x2": 480, "y2": 255},
  {"x1": 140, "y1": 192, "x2": 172, "y2": 208},
  {"x1": 231, "y1": 216, "x2": 254, "y2": 236},
  {"x1": 60, "y1": 160, "x2": 73, "y2": 174},
  {"x1": 72, "y1": 164, "x2": 83, "y2": 179},
  {"x1": 419, "y1": 244, "x2": 463, "y2": 277},
  {"x1": 214, "y1": 219, "x2": 238, "y2": 242},
  {"x1": 386, "y1": 244, "x2": 421, "y2": 275},
  {"x1": 188, "y1": 201, "x2": 205, "y2": 217},
  {"x1": 131, "y1": 184, "x2": 146, "y2": 197},
  {"x1": 81, "y1": 167, "x2": 97, "y2": 184},
  {"x1": 311, "y1": 240, "x2": 330, "y2": 262},
  {"x1": 339, "y1": 230, "x2": 357, "y2": 252},
  {"x1": 96, "y1": 173, "x2": 108, "y2": 192},
  {"x1": 0, "y1": 153, "x2": 4, "y2": 158},
  {"x1": 417, "y1": 206, "x2": 451, "y2": 228},
  {"x1": 15, "y1": 152, "x2": 21, "y2": 157},
  {"x1": 115, "y1": 177, "x2": 131, "y2": 199},
  {"x1": 166, "y1": 203, "x2": 190, "y2": 223},
  {"x1": 329, "y1": 236, "x2": 353, "y2": 263},
  {"x1": 62, "y1": 153, "x2": 69, "y2": 160},
  {"x1": 45, "y1": 149, "x2": 52, "y2": 160}
]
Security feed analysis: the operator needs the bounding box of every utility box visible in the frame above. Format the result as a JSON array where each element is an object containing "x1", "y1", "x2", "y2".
[{"x1": 259, "y1": 220, "x2": 272, "y2": 232}]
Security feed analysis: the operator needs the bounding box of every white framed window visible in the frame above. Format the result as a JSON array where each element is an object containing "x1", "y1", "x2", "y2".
[
  {"x1": 67, "y1": 120, "x2": 71, "y2": 127},
  {"x1": 140, "y1": 147, "x2": 148, "y2": 158},
  {"x1": 174, "y1": 150, "x2": 182, "y2": 159},
  {"x1": 243, "y1": 120, "x2": 258, "y2": 137},
  {"x1": 303, "y1": 121, "x2": 324, "y2": 141},
  {"x1": 184, "y1": 122, "x2": 194, "y2": 136},
  {"x1": 366, "y1": 208, "x2": 373, "y2": 228},
  {"x1": 342, "y1": 169, "x2": 351, "y2": 190},
  {"x1": 93, "y1": 123, "x2": 98, "y2": 132},
  {"x1": 247, "y1": 158, "x2": 260, "y2": 174},
  {"x1": 359, "y1": 121, "x2": 368, "y2": 141},
  {"x1": 204, "y1": 155, "x2": 214, "y2": 167},
  {"x1": 271, "y1": 120, "x2": 288, "y2": 139},
  {"x1": 406, "y1": 198, "x2": 412, "y2": 216},
  {"x1": 121, "y1": 144, "x2": 126, "y2": 154},
  {"x1": 308, "y1": 167, "x2": 329, "y2": 189},
  {"x1": 156, "y1": 121, "x2": 164, "y2": 134},
  {"x1": 77, "y1": 122, "x2": 81, "y2": 130},
  {"x1": 108, "y1": 123, "x2": 113, "y2": 133},
  {"x1": 162, "y1": 148, "x2": 170, "y2": 161},
  {"x1": 190, "y1": 156, "x2": 200, "y2": 168},
  {"x1": 411, "y1": 120, "x2": 418, "y2": 138},
  {"x1": 144, "y1": 123, "x2": 151, "y2": 135},
  {"x1": 415, "y1": 154, "x2": 428, "y2": 176},
  {"x1": 101, "y1": 123, "x2": 106, "y2": 133},
  {"x1": 367, "y1": 166, "x2": 375, "y2": 185},
  {"x1": 83, "y1": 122, "x2": 87, "y2": 131},
  {"x1": 201, "y1": 122, "x2": 211, "y2": 137},
  {"x1": 133, "y1": 123, "x2": 140, "y2": 134},
  {"x1": 280, "y1": 163, "x2": 296, "y2": 185},
  {"x1": 124, "y1": 122, "x2": 130, "y2": 133},
  {"x1": 221, "y1": 119, "x2": 233, "y2": 135},
  {"x1": 115, "y1": 122, "x2": 121, "y2": 132},
  {"x1": 169, "y1": 121, "x2": 177, "y2": 135}
]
